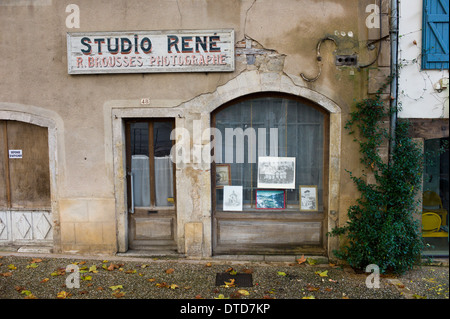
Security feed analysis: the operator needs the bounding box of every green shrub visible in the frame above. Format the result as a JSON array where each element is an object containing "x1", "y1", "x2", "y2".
[{"x1": 329, "y1": 89, "x2": 424, "y2": 274}]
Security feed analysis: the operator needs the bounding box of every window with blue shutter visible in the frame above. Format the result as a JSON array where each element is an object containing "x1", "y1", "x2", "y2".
[{"x1": 422, "y1": 0, "x2": 449, "y2": 70}]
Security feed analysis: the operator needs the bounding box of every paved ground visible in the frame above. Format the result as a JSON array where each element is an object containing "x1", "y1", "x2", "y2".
[{"x1": 1, "y1": 251, "x2": 448, "y2": 302}]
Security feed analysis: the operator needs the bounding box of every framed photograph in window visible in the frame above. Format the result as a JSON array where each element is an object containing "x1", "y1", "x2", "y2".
[
  {"x1": 257, "y1": 156, "x2": 296, "y2": 189},
  {"x1": 255, "y1": 189, "x2": 286, "y2": 210},
  {"x1": 215, "y1": 164, "x2": 231, "y2": 188},
  {"x1": 299, "y1": 185, "x2": 318, "y2": 211},
  {"x1": 223, "y1": 186, "x2": 243, "y2": 211}
]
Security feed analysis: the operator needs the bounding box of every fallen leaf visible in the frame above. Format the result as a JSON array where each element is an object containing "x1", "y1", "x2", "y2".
[
  {"x1": 8, "y1": 264, "x2": 17, "y2": 270},
  {"x1": 195, "y1": 294, "x2": 203, "y2": 299},
  {"x1": 214, "y1": 294, "x2": 230, "y2": 299},
  {"x1": 225, "y1": 267, "x2": 234, "y2": 273},
  {"x1": 81, "y1": 275, "x2": 92, "y2": 281},
  {"x1": 302, "y1": 295, "x2": 315, "y2": 299},
  {"x1": 147, "y1": 278, "x2": 156, "y2": 282},
  {"x1": 306, "y1": 284, "x2": 319, "y2": 292},
  {"x1": 329, "y1": 278, "x2": 337, "y2": 283},
  {"x1": 223, "y1": 278, "x2": 236, "y2": 288},
  {"x1": 109, "y1": 285, "x2": 123, "y2": 291},
  {"x1": 0, "y1": 272, "x2": 13, "y2": 277},
  {"x1": 57, "y1": 291, "x2": 71, "y2": 299},
  {"x1": 242, "y1": 268, "x2": 253, "y2": 274},
  {"x1": 277, "y1": 271, "x2": 287, "y2": 276},
  {"x1": 30, "y1": 258, "x2": 43, "y2": 263},
  {"x1": 15, "y1": 286, "x2": 26, "y2": 292},
  {"x1": 263, "y1": 295, "x2": 275, "y2": 299},
  {"x1": 89, "y1": 265, "x2": 98, "y2": 273},
  {"x1": 112, "y1": 291, "x2": 125, "y2": 298},
  {"x1": 169, "y1": 284, "x2": 179, "y2": 289},
  {"x1": 26, "y1": 263, "x2": 38, "y2": 269},
  {"x1": 237, "y1": 289, "x2": 250, "y2": 296},
  {"x1": 412, "y1": 294, "x2": 427, "y2": 299},
  {"x1": 125, "y1": 269, "x2": 137, "y2": 274},
  {"x1": 165, "y1": 268, "x2": 175, "y2": 274},
  {"x1": 140, "y1": 264, "x2": 149, "y2": 269},
  {"x1": 107, "y1": 263, "x2": 118, "y2": 271},
  {"x1": 156, "y1": 282, "x2": 168, "y2": 288},
  {"x1": 40, "y1": 278, "x2": 49, "y2": 283},
  {"x1": 306, "y1": 258, "x2": 317, "y2": 265},
  {"x1": 205, "y1": 262, "x2": 212, "y2": 267},
  {"x1": 296, "y1": 255, "x2": 307, "y2": 265},
  {"x1": 315, "y1": 270, "x2": 328, "y2": 277}
]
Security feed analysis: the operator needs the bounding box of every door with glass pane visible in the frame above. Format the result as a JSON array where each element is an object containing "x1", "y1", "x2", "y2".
[{"x1": 125, "y1": 119, "x2": 176, "y2": 251}]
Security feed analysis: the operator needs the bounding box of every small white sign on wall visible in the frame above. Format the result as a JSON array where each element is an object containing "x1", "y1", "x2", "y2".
[{"x1": 9, "y1": 150, "x2": 22, "y2": 159}]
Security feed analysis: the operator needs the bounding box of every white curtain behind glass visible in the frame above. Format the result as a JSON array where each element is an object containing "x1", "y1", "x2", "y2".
[{"x1": 131, "y1": 155, "x2": 173, "y2": 207}]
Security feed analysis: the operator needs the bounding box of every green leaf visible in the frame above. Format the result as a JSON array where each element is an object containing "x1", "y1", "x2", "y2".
[{"x1": 277, "y1": 271, "x2": 287, "y2": 276}]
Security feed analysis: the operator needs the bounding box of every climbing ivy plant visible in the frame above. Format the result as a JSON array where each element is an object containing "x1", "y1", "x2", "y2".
[{"x1": 329, "y1": 82, "x2": 425, "y2": 274}]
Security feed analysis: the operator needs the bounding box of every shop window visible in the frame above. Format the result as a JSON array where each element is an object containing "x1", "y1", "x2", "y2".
[
  {"x1": 422, "y1": 137, "x2": 449, "y2": 256},
  {"x1": 212, "y1": 95, "x2": 327, "y2": 212}
]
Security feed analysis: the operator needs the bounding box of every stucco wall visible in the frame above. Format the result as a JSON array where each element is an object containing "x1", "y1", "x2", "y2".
[{"x1": 1, "y1": 0, "x2": 388, "y2": 256}]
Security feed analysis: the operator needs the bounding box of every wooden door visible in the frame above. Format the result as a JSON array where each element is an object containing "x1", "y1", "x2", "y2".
[
  {"x1": 0, "y1": 120, "x2": 52, "y2": 246},
  {"x1": 125, "y1": 119, "x2": 177, "y2": 252}
]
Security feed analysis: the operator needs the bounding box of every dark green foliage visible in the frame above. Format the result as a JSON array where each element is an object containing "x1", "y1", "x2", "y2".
[{"x1": 329, "y1": 88, "x2": 424, "y2": 274}]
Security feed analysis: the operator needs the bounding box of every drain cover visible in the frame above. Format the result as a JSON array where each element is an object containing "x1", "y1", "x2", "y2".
[{"x1": 215, "y1": 273, "x2": 253, "y2": 287}]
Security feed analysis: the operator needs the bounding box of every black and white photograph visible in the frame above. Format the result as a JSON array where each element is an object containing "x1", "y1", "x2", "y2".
[
  {"x1": 300, "y1": 185, "x2": 318, "y2": 211},
  {"x1": 223, "y1": 186, "x2": 243, "y2": 211},
  {"x1": 215, "y1": 164, "x2": 231, "y2": 188},
  {"x1": 257, "y1": 156, "x2": 296, "y2": 189}
]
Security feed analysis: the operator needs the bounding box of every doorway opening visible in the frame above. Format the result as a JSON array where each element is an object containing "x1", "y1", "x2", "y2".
[{"x1": 125, "y1": 118, "x2": 177, "y2": 252}]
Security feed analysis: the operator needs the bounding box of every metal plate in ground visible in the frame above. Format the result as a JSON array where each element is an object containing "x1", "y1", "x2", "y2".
[{"x1": 215, "y1": 273, "x2": 253, "y2": 287}]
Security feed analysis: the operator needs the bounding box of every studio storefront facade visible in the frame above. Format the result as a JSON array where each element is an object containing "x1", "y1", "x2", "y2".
[
  {"x1": 1, "y1": 0, "x2": 386, "y2": 259},
  {"x1": 111, "y1": 70, "x2": 342, "y2": 258}
]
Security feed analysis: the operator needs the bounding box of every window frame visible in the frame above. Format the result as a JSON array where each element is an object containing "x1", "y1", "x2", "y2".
[{"x1": 125, "y1": 118, "x2": 176, "y2": 211}]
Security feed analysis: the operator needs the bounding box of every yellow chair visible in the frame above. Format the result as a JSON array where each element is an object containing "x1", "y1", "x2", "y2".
[
  {"x1": 422, "y1": 212, "x2": 448, "y2": 237},
  {"x1": 423, "y1": 190, "x2": 447, "y2": 226}
]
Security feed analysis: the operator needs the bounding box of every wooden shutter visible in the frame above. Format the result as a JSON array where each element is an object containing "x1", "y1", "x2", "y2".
[{"x1": 422, "y1": 0, "x2": 449, "y2": 69}]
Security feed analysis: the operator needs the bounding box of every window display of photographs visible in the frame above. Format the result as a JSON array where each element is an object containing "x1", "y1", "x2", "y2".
[
  {"x1": 257, "y1": 156, "x2": 296, "y2": 189},
  {"x1": 255, "y1": 189, "x2": 286, "y2": 209}
]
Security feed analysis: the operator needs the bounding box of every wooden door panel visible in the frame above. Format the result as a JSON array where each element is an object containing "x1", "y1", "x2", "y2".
[{"x1": 7, "y1": 121, "x2": 50, "y2": 209}]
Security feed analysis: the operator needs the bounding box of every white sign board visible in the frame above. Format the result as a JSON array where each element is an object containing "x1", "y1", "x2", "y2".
[
  {"x1": 9, "y1": 150, "x2": 22, "y2": 159},
  {"x1": 67, "y1": 29, "x2": 235, "y2": 74}
]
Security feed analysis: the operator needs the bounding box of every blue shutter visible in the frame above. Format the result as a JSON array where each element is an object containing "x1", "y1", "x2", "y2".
[{"x1": 422, "y1": 0, "x2": 449, "y2": 70}]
